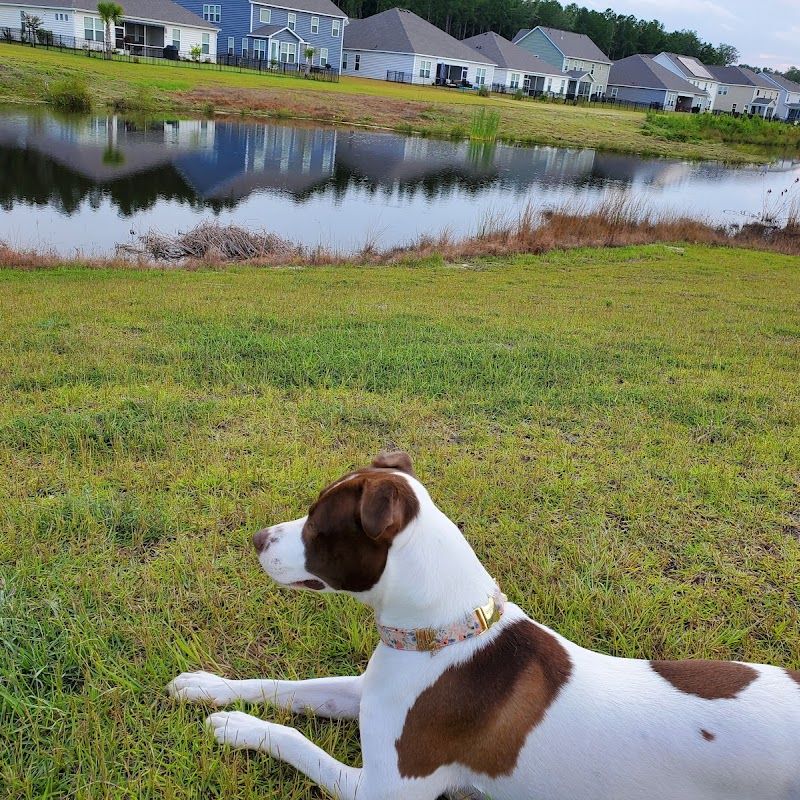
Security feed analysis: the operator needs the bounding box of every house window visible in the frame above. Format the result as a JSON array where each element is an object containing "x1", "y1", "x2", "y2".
[
  {"x1": 311, "y1": 16, "x2": 319, "y2": 34},
  {"x1": 545, "y1": 77, "x2": 552, "y2": 92},
  {"x1": 666, "y1": 92, "x2": 676, "y2": 105},
  {"x1": 254, "y1": 39, "x2": 265, "y2": 59},
  {"x1": 280, "y1": 41, "x2": 296, "y2": 63},
  {"x1": 201, "y1": 32, "x2": 210, "y2": 54},
  {"x1": 227, "y1": 36, "x2": 234, "y2": 55},
  {"x1": 354, "y1": 53, "x2": 360, "y2": 71},
  {"x1": 509, "y1": 72, "x2": 520, "y2": 89},
  {"x1": 172, "y1": 28, "x2": 180, "y2": 48},
  {"x1": 718, "y1": 86, "x2": 728, "y2": 95},
  {"x1": 419, "y1": 59, "x2": 431, "y2": 79},
  {"x1": 287, "y1": 12, "x2": 295, "y2": 31},
  {"x1": 332, "y1": 19, "x2": 340, "y2": 37},
  {"x1": 609, "y1": 86, "x2": 618, "y2": 97},
  {"x1": 202, "y1": 4, "x2": 220, "y2": 23},
  {"x1": 319, "y1": 47, "x2": 328, "y2": 66},
  {"x1": 342, "y1": 52, "x2": 348, "y2": 69},
  {"x1": 259, "y1": 7, "x2": 270, "y2": 24},
  {"x1": 83, "y1": 17, "x2": 103, "y2": 41},
  {"x1": 241, "y1": 38, "x2": 247, "y2": 56},
  {"x1": 475, "y1": 68, "x2": 486, "y2": 86},
  {"x1": 270, "y1": 40, "x2": 278, "y2": 61}
]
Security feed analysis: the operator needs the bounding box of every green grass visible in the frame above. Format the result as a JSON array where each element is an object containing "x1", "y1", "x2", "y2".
[
  {"x1": 1, "y1": 42, "x2": 797, "y2": 162},
  {"x1": 1, "y1": 245, "x2": 800, "y2": 798}
]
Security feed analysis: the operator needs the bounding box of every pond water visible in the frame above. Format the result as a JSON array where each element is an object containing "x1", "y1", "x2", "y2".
[{"x1": 1, "y1": 107, "x2": 799, "y2": 255}]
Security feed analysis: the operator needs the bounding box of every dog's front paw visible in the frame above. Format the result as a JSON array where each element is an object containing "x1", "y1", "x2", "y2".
[
  {"x1": 207, "y1": 711, "x2": 297, "y2": 756},
  {"x1": 167, "y1": 671, "x2": 240, "y2": 706}
]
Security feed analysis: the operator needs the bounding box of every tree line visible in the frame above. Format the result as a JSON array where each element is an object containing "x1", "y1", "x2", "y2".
[{"x1": 332, "y1": 0, "x2": 743, "y2": 66}]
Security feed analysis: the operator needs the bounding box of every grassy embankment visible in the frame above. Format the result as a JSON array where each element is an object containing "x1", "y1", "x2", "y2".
[
  {"x1": 1, "y1": 245, "x2": 799, "y2": 798},
  {"x1": 2, "y1": 42, "x2": 800, "y2": 162}
]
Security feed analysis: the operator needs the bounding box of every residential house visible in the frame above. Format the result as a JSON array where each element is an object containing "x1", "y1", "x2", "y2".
[
  {"x1": 652, "y1": 52, "x2": 719, "y2": 111},
  {"x1": 761, "y1": 72, "x2": 800, "y2": 122},
  {"x1": 0, "y1": 0, "x2": 217, "y2": 58},
  {"x1": 706, "y1": 65, "x2": 780, "y2": 117},
  {"x1": 170, "y1": 0, "x2": 347, "y2": 67},
  {"x1": 341, "y1": 7, "x2": 495, "y2": 87},
  {"x1": 512, "y1": 26, "x2": 611, "y2": 97},
  {"x1": 462, "y1": 30, "x2": 568, "y2": 95},
  {"x1": 608, "y1": 55, "x2": 708, "y2": 112}
]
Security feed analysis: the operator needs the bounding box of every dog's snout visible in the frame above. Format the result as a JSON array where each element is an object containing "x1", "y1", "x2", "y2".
[{"x1": 253, "y1": 528, "x2": 272, "y2": 553}]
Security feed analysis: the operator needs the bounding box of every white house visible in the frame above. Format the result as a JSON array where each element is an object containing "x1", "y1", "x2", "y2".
[
  {"x1": 462, "y1": 31, "x2": 567, "y2": 95},
  {"x1": 761, "y1": 72, "x2": 800, "y2": 122},
  {"x1": 651, "y1": 52, "x2": 719, "y2": 112},
  {"x1": 341, "y1": 7, "x2": 495, "y2": 88},
  {"x1": 0, "y1": 0, "x2": 218, "y2": 59}
]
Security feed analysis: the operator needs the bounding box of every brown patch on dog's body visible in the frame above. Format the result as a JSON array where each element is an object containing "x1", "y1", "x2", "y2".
[
  {"x1": 700, "y1": 729, "x2": 716, "y2": 741},
  {"x1": 649, "y1": 660, "x2": 758, "y2": 700},
  {"x1": 395, "y1": 619, "x2": 573, "y2": 779},
  {"x1": 302, "y1": 459, "x2": 420, "y2": 593},
  {"x1": 787, "y1": 669, "x2": 800, "y2": 687}
]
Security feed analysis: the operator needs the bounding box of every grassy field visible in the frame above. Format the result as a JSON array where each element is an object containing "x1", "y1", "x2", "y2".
[
  {"x1": 2, "y1": 245, "x2": 800, "y2": 798},
  {"x1": 1, "y1": 42, "x2": 796, "y2": 163}
]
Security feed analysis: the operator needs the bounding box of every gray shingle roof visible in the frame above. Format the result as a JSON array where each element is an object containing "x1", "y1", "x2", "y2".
[
  {"x1": 706, "y1": 65, "x2": 775, "y2": 88},
  {"x1": 462, "y1": 31, "x2": 563, "y2": 76},
  {"x1": 8, "y1": 0, "x2": 216, "y2": 28},
  {"x1": 760, "y1": 72, "x2": 800, "y2": 94},
  {"x1": 517, "y1": 26, "x2": 610, "y2": 63},
  {"x1": 610, "y1": 55, "x2": 706, "y2": 95},
  {"x1": 249, "y1": 23, "x2": 285, "y2": 38},
  {"x1": 266, "y1": 0, "x2": 346, "y2": 17},
  {"x1": 511, "y1": 29, "x2": 530, "y2": 44},
  {"x1": 344, "y1": 8, "x2": 494, "y2": 64}
]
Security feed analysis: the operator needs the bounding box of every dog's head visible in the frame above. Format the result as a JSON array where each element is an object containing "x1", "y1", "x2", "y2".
[{"x1": 253, "y1": 452, "x2": 421, "y2": 595}]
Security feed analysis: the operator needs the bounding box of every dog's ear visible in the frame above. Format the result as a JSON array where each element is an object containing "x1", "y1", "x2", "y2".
[
  {"x1": 371, "y1": 450, "x2": 415, "y2": 477},
  {"x1": 360, "y1": 474, "x2": 419, "y2": 540}
]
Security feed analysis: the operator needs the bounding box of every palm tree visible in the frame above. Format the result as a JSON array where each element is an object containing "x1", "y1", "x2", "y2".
[
  {"x1": 97, "y1": 2, "x2": 124, "y2": 58},
  {"x1": 303, "y1": 46, "x2": 315, "y2": 77}
]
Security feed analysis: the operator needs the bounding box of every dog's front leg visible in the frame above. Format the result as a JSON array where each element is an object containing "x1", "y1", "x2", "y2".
[
  {"x1": 207, "y1": 711, "x2": 363, "y2": 799},
  {"x1": 168, "y1": 671, "x2": 362, "y2": 718}
]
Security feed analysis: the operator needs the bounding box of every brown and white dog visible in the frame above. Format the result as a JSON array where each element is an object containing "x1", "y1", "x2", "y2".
[{"x1": 169, "y1": 452, "x2": 800, "y2": 800}]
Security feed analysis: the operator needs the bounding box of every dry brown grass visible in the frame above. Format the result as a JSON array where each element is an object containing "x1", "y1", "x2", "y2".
[{"x1": 3, "y1": 198, "x2": 800, "y2": 271}]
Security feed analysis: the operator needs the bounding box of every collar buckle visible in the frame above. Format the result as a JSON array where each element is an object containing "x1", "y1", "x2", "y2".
[{"x1": 475, "y1": 595, "x2": 501, "y2": 632}]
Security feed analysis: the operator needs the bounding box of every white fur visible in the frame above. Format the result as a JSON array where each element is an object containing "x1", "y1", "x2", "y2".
[{"x1": 169, "y1": 472, "x2": 800, "y2": 800}]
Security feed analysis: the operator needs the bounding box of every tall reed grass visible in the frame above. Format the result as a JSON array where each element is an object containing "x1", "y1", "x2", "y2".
[{"x1": 470, "y1": 108, "x2": 500, "y2": 142}]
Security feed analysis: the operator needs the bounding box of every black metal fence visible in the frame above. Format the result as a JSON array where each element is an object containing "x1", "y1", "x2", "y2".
[
  {"x1": 488, "y1": 83, "x2": 662, "y2": 112},
  {"x1": 0, "y1": 25, "x2": 339, "y2": 82},
  {"x1": 386, "y1": 70, "x2": 413, "y2": 84}
]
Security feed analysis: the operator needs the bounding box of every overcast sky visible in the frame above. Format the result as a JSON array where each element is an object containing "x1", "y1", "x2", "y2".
[{"x1": 581, "y1": 0, "x2": 799, "y2": 72}]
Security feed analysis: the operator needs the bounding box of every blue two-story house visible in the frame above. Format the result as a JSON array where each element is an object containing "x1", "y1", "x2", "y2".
[{"x1": 171, "y1": 0, "x2": 347, "y2": 67}]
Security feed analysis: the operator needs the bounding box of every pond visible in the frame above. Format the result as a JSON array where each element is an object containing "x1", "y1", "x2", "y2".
[{"x1": 1, "y1": 107, "x2": 799, "y2": 255}]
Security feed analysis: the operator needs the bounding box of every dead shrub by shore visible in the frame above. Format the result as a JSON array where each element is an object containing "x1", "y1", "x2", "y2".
[{"x1": 3, "y1": 196, "x2": 800, "y2": 271}]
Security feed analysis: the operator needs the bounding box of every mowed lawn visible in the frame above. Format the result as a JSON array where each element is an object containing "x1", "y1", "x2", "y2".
[{"x1": 1, "y1": 245, "x2": 799, "y2": 798}]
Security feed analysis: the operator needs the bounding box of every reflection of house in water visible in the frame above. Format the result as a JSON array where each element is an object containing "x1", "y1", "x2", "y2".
[
  {"x1": 334, "y1": 131, "x2": 599, "y2": 198},
  {"x1": 174, "y1": 123, "x2": 338, "y2": 200}
]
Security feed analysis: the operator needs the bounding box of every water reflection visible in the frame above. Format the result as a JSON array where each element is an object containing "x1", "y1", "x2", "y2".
[{"x1": 0, "y1": 108, "x2": 798, "y2": 253}]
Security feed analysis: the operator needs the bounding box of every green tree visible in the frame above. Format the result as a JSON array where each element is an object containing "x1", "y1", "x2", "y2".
[
  {"x1": 96, "y1": 1, "x2": 124, "y2": 58},
  {"x1": 785, "y1": 67, "x2": 800, "y2": 84},
  {"x1": 21, "y1": 12, "x2": 43, "y2": 45},
  {"x1": 304, "y1": 45, "x2": 315, "y2": 76}
]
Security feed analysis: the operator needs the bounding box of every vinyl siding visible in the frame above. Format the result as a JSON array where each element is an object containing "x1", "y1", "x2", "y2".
[
  {"x1": 169, "y1": 0, "x2": 249, "y2": 55},
  {"x1": 513, "y1": 28, "x2": 564, "y2": 71},
  {"x1": 0, "y1": 5, "x2": 77, "y2": 37},
  {"x1": 608, "y1": 85, "x2": 666, "y2": 106},
  {"x1": 342, "y1": 48, "x2": 414, "y2": 82}
]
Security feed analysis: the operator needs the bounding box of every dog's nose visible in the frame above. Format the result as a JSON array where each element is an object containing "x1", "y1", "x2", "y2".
[{"x1": 253, "y1": 528, "x2": 271, "y2": 553}]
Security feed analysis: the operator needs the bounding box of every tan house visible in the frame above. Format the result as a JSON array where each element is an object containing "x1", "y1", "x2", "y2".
[{"x1": 707, "y1": 66, "x2": 780, "y2": 117}]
